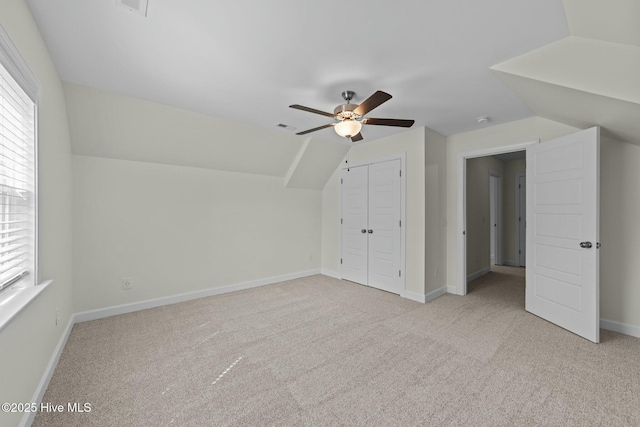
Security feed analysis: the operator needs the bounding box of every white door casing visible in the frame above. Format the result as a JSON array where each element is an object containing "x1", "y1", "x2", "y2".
[
  {"x1": 526, "y1": 127, "x2": 600, "y2": 343},
  {"x1": 340, "y1": 165, "x2": 368, "y2": 285},
  {"x1": 517, "y1": 173, "x2": 526, "y2": 266},
  {"x1": 489, "y1": 173, "x2": 502, "y2": 266},
  {"x1": 457, "y1": 141, "x2": 537, "y2": 296}
]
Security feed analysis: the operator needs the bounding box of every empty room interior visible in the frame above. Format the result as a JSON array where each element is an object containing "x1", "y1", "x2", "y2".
[{"x1": 2, "y1": 1, "x2": 640, "y2": 426}]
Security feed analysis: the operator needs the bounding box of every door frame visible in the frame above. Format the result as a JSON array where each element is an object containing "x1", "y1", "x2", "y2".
[
  {"x1": 339, "y1": 153, "x2": 406, "y2": 294},
  {"x1": 457, "y1": 141, "x2": 537, "y2": 295},
  {"x1": 489, "y1": 171, "x2": 502, "y2": 266},
  {"x1": 515, "y1": 172, "x2": 526, "y2": 266}
]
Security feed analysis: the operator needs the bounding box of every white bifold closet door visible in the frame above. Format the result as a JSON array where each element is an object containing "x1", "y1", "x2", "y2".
[{"x1": 341, "y1": 159, "x2": 402, "y2": 295}]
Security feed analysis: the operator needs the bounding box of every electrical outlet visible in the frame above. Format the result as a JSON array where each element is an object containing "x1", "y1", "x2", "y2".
[{"x1": 122, "y1": 278, "x2": 133, "y2": 290}]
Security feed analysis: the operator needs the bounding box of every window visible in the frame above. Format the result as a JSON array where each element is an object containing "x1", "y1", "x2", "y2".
[{"x1": 0, "y1": 27, "x2": 37, "y2": 294}]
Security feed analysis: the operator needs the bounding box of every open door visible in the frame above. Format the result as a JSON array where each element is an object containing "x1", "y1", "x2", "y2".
[{"x1": 526, "y1": 127, "x2": 599, "y2": 343}]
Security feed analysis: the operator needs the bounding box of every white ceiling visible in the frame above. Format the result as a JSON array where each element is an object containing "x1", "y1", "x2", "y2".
[{"x1": 26, "y1": 0, "x2": 569, "y2": 142}]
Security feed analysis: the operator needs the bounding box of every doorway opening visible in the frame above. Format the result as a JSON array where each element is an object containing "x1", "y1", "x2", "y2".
[
  {"x1": 457, "y1": 128, "x2": 600, "y2": 342},
  {"x1": 462, "y1": 148, "x2": 528, "y2": 309},
  {"x1": 457, "y1": 141, "x2": 535, "y2": 297}
]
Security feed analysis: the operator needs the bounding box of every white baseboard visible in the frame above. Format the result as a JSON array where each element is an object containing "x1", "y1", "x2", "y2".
[
  {"x1": 600, "y1": 318, "x2": 640, "y2": 339},
  {"x1": 21, "y1": 314, "x2": 76, "y2": 427},
  {"x1": 401, "y1": 286, "x2": 447, "y2": 304},
  {"x1": 75, "y1": 269, "x2": 321, "y2": 323},
  {"x1": 320, "y1": 268, "x2": 340, "y2": 279},
  {"x1": 501, "y1": 260, "x2": 518, "y2": 267},
  {"x1": 467, "y1": 266, "x2": 491, "y2": 283},
  {"x1": 425, "y1": 286, "x2": 447, "y2": 303},
  {"x1": 402, "y1": 289, "x2": 426, "y2": 303},
  {"x1": 446, "y1": 285, "x2": 458, "y2": 294}
]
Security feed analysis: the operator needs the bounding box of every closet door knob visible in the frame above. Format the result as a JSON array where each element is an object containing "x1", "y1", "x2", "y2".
[
  {"x1": 368, "y1": 229, "x2": 373, "y2": 234},
  {"x1": 361, "y1": 229, "x2": 367, "y2": 233}
]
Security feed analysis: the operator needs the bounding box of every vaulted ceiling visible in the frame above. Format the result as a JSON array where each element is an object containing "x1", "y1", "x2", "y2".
[
  {"x1": 27, "y1": 0, "x2": 569, "y2": 141},
  {"x1": 492, "y1": 0, "x2": 640, "y2": 146},
  {"x1": 25, "y1": 0, "x2": 640, "y2": 179}
]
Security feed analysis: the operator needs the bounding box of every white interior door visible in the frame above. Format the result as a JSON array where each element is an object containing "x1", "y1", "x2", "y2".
[
  {"x1": 518, "y1": 174, "x2": 526, "y2": 266},
  {"x1": 341, "y1": 166, "x2": 368, "y2": 285},
  {"x1": 526, "y1": 127, "x2": 599, "y2": 343},
  {"x1": 367, "y1": 160, "x2": 402, "y2": 294}
]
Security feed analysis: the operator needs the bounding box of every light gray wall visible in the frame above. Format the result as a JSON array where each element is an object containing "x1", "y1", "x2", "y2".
[
  {"x1": 600, "y1": 136, "x2": 640, "y2": 328},
  {"x1": 424, "y1": 128, "x2": 448, "y2": 295},
  {"x1": 0, "y1": 3, "x2": 74, "y2": 426},
  {"x1": 73, "y1": 155, "x2": 321, "y2": 312},
  {"x1": 465, "y1": 156, "x2": 504, "y2": 277},
  {"x1": 502, "y1": 159, "x2": 526, "y2": 266},
  {"x1": 465, "y1": 156, "x2": 525, "y2": 275}
]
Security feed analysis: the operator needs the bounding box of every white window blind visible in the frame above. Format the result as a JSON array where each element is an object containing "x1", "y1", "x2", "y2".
[{"x1": 0, "y1": 61, "x2": 35, "y2": 292}]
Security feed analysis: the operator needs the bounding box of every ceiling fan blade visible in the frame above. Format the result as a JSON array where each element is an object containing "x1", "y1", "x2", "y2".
[
  {"x1": 295, "y1": 123, "x2": 334, "y2": 135},
  {"x1": 289, "y1": 104, "x2": 335, "y2": 118},
  {"x1": 353, "y1": 91, "x2": 392, "y2": 116},
  {"x1": 351, "y1": 132, "x2": 363, "y2": 142},
  {"x1": 362, "y1": 118, "x2": 415, "y2": 127}
]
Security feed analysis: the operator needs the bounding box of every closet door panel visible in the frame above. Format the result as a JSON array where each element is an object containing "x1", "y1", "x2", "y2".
[
  {"x1": 340, "y1": 166, "x2": 368, "y2": 285},
  {"x1": 368, "y1": 160, "x2": 402, "y2": 294}
]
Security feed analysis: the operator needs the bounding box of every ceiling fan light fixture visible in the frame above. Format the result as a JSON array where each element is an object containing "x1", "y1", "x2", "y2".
[
  {"x1": 334, "y1": 119, "x2": 362, "y2": 138},
  {"x1": 290, "y1": 90, "x2": 413, "y2": 140}
]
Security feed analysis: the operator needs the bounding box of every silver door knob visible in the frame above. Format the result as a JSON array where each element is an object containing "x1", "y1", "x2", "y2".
[
  {"x1": 361, "y1": 229, "x2": 367, "y2": 233},
  {"x1": 368, "y1": 229, "x2": 373, "y2": 234},
  {"x1": 580, "y1": 241, "x2": 592, "y2": 248}
]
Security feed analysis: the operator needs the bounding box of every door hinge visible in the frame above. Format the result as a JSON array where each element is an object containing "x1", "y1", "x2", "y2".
[
  {"x1": 341, "y1": 218, "x2": 343, "y2": 224},
  {"x1": 399, "y1": 220, "x2": 402, "y2": 227},
  {"x1": 519, "y1": 217, "x2": 521, "y2": 222},
  {"x1": 519, "y1": 184, "x2": 521, "y2": 189},
  {"x1": 519, "y1": 249, "x2": 521, "y2": 254},
  {"x1": 340, "y1": 258, "x2": 343, "y2": 264},
  {"x1": 399, "y1": 170, "x2": 402, "y2": 177},
  {"x1": 341, "y1": 178, "x2": 343, "y2": 184},
  {"x1": 399, "y1": 270, "x2": 401, "y2": 277}
]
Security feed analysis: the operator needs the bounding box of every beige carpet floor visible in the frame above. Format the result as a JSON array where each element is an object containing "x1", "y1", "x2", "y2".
[{"x1": 34, "y1": 269, "x2": 640, "y2": 426}]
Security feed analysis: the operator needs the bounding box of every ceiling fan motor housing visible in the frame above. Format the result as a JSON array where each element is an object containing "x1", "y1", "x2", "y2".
[{"x1": 334, "y1": 103, "x2": 360, "y2": 121}]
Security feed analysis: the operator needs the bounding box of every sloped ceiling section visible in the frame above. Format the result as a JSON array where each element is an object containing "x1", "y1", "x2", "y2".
[
  {"x1": 63, "y1": 82, "x2": 341, "y2": 178},
  {"x1": 285, "y1": 138, "x2": 350, "y2": 190},
  {"x1": 64, "y1": 82, "x2": 350, "y2": 187},
  {"x1": 491, "y1": 1, "x2": 640, "y2": 146},
  {"x1": 563, "y1": 0, "x2": 640, "y2": 47}
]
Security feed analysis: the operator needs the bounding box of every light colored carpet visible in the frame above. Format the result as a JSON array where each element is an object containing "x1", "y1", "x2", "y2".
[{"x1": 34, "y1": 270, "x2": 640, "y2": 426}]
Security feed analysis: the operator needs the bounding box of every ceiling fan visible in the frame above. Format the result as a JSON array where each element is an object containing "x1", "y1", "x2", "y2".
[{"x1": 289, "y1": 90, "x2": 415, "y2": 142}]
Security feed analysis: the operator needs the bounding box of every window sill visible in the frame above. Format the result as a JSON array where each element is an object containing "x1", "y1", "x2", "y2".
[{"x1": 0, "y1": 280, "x2": 52, "y2": 333}]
